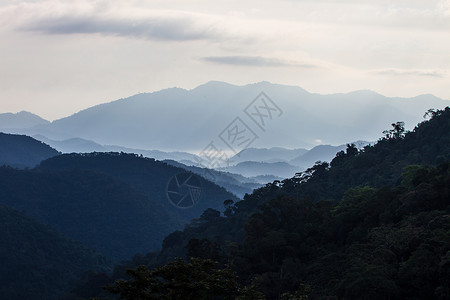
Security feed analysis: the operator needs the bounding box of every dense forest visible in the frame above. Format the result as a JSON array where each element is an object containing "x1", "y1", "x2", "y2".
[
  {"x1": 0, "y1": 165, "x2": 178, "y2": 260},
  {"x1": 73, "y1": 108, "x2": 450, "y2": 299},
  {"x1": 0, "y1": 204, "x2": 111, "y2": 300},
  {"x1": 37, "y1": 152, "x2": 238, "y2": 225},
  {"x1": 0, "y1": 153, "x2": 237, "y2": 260}
]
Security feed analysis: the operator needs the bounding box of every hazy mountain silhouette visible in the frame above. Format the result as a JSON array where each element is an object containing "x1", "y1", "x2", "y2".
[
  {"x1": 25, "y1": 132, "x2": 368, "y2": 189},
  {"x1": 0, "y1": 111, "x2": 49, "y2": 129},
  {"x1": 290, "y1": 144, "x2": 346, "y2": 167},
  {"x1": 4, "y1": 82, "x2": 447, "y2": 152},
  {"x1": 231, "y1": 147, "x2": 308, "y2": 164},
  {"x1": 33, "y1": 134, "x2": 108, "y2": 153},
  {"x1": 163, "y1": 159, "x2": 262, "y2": 198},
  {"x1": 0, "y1": 132, "x2": 59, "y2": 168},
  {"x1": 33, "y1": 134, "x2": 200, "y2": 162},
  {"x1": 220, "y1": 161, "x2": 300, "y2": 178}
]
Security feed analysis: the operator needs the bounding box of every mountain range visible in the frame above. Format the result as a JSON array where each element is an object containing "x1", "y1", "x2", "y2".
[
  {"x1": 75, "y1": 107, "x2": 450, "y2": 300},
  {"x1": 2, "y1": 81, "x2": 446, "y2": 182},
  {"x1": 0, "y1": 88, "x2": 448, "y2": 299},
  {"x1": 0, "y1": 132, "x2": 239, "y2": 298},
  {"x1": 1, "y1": 82, "x2": 448, "y2": 153},
  {"x1": 0, "y1": 133, "x2": 239, "y2": 260}
]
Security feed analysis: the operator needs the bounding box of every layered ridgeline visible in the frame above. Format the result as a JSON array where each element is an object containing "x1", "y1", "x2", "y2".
[
  {"x1": 0, "y1": 204, "x2": 111, "y2": 300},
  {"x1": 0, "y1": 111, "x2": 49, "y2": 129},
  {"x1": 3, "y1": 82, "x2": 449, "y2": 151},
  {"x1": 75, "y1": 108, "x2": 450, "y2": 299},
  {"x1": 0, "y1": 132, "x2": 59, "y2": 168},
  {"x1": 0, "y1": 153, "x2": 238, "y2": 261}
]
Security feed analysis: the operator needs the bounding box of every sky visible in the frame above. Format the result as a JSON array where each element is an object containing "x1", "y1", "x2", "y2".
[{"x1": 0, "y1": 0, "x2": 449, "y2": 121}]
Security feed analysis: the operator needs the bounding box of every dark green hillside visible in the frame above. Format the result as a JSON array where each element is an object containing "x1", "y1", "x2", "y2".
[
  {"x1": 0, "y1": 132, "x2": 59, "y2": 168},
  {"x1": 0, "y1": 204, "x2": 111, "y2": 300},
  {"x1": 276, "y1": 108, "x2": 450, "y2": 203},
  {"x1": 0, "y1": 152, "x2": 238, "y2": 261},
  {"x1": 0, "y1": 166, "x2": 179, "y2": 260},
  {"x1": 76, "y1": 108, "x2": 450, "y2": 300},
  {"x1": 230, "y1": 163, "x2": 450, "y2": 299},
  {"x1": 37, "y1": 152, "x2": 239, "y2": 224}
]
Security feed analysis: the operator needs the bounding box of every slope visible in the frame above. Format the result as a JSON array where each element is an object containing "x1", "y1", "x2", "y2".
[
  {"x1": 37, "y1": 152, "x2": 239, "y2": 225},
  {"x1": 0, "y1": 132, "x2": 60, "y2": 168},
  {"x1": 75, "y1": 107, "x2": 450, "y2": 299},
  {"x1": 0, "y1": 204, "x2": 111, "y2": 300},
  {"x1": 0, "y1": 165, "x2": 177, "y2": 260}
]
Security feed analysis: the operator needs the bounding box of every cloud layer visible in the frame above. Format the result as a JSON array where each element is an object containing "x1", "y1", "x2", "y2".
[
  {"x1": 373, "y1": 69, "x2": 445, "y2": 78},
  {"x1": 0, "y1": 0, "x2": 449, "y2": 120},
  {"x1": 201, "y1": 56, "x2": 319, "y2": 68},
  {"x1": 23, "y1": 12, "x2": 222, "y2": 41}
]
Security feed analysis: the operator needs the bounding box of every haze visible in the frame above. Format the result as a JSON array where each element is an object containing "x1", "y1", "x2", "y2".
[{"x1": 0, "y1": 0, "x2": 449, "y2": 120}]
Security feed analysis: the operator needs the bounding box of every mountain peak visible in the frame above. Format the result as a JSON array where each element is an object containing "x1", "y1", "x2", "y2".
[
  {"x1": 192, "y1": 81, "x2": 238, "y2": 91},
  {"x1": 4, "y1": 82, "x2": 448, "y2": 151},
  {"x1": 0, "y1": 111, "x2": 50, "y2": 129},
  {"x1": 346, "y1": 89, "x2": 383, "y2": 98}
]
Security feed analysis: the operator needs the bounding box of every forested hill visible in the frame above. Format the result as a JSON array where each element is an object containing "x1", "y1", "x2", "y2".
[
  {"x1": 0, "y1": 166, "x2": 177, "y2": 260},
  {"x1": 76, "y1": 107, "x2": 450, "y2": 300},
  {"x1": 276, "y1": 107, "x2": 450, "y2": 203},
  {"x1": 37, "y1": 152, "x2": 239, "y2": 225},
  {"x1": 0, "y1": 132, "x2": 59, "y2": 168},
  {"x1": 0, "y1": 152, "x2": 238, "y2": 261},
  {"x1": 0, "y1": 204, "x2": 111, "y2": 300}
]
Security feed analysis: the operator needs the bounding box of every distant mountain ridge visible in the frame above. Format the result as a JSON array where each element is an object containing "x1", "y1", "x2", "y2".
[
  {"x1": 0, "y1": 129, "x2": 356, "y2": 201},
  {"x1": 27, "y1": 134, "x2": 363, "y2": 182},
  {"x1": 231, "y1": 147, "x2": 308, "y2": 164},
  {"x1": 220, "y1": 161, "x2": 299, "y2": 179},
  {"x1": 32, "y1": 134, "x2": 199, "y2": 162},
  {"x1": 163, "y1": 159, "x2": 263, "y2": 198},
  {"x1": 1, "y1": 81, "x2": 448, "y2": 152},
  {"x1": 290, "y1": 144, "x2": 347, "y2": 168},
  {"x1": 0, "y1": 111, "x2": 49, "y2": 129}
]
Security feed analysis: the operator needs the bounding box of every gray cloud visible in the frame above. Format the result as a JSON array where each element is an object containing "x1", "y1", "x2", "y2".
[
  {"x1": 374, "y1": 69, "x2": 445, "y2": 78},
  {"x1": 22, "y1": 15, "x2": 219, "y2": 41},
  {"x1": 201, "y1": 56, "x2": 319, "y2": 68}
]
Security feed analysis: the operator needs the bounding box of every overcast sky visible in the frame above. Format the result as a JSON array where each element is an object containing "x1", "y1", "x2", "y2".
[{"x1": 1, "y1": 0, "x2": 449, "y2": 120}]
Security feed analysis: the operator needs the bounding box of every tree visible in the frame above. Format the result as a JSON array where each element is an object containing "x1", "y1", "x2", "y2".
[
  {"x1": 105, "y1": 258, "x2": 264, "y2": 300},
  {"x1": 186, "y1": 238, "x2": 221, "y2": 260},
  {"x1": 346, "y1": 143, "x2": 359, "y2": 156},
  {"x1": 382, "y1": 121, "x2": 406, "y2": 139},
  {"x1": 281, "y1": 283, "x2": 311, "y2": 300},
  {"x1": 224, "y1": 199, "x2": 235, "y2": 217}
]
